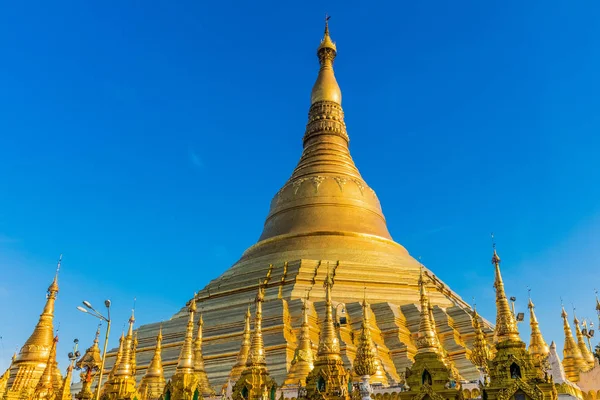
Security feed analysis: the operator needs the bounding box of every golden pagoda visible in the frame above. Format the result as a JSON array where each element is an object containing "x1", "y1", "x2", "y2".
[
  {"x1": 31, "y1": 336, "x2": 62, "y2": 400},
  {"x1": 126, "y1": 18, "x2": 486, "y2": 388},
  {"x1": 303, "y1": 270, "x2": 349, "y2": 400},
  {"x1": 482, "y1": 246, "x2": 556, "y2": 400},
  {"x1": 227, "y1": 307, "x2": 252, "y2": 387},
  {"x1": 283, "y1": 298, "x2": 315, "y2": 387},
  {"x1": 560, "y1": 307, "x2": 588, "y2": 383},
  {"x1": 102, "y1": 311, "x2": 140, "y2": 400},
  {"x1": 468, "y1": 307, "x2": 491, "y2": 376},
  {"x1": 193, "y1": 314, "x2": 215, "y2": 396},
  {"x1": 353, "y1": 298, "x2": 388, "y2": 386},
  {"x1": 572, "y1": 312, "x2": 595, "y2": 370},
  {"x1": 76, "y1": 326, "x2": 103, "y2": 400},
  {"x1": 527, "y1": 297, "x2": 549, "y2": 362},
  {"x1": 138, "y1": 327, "x2": 166, "y2": 400},
  {"x1": 400, "y1": 269, "x2": 460, "y2": 400},
  {"x1": 2, "y1": 259, "x2": 62, "y2": 400},
  {"x1": 232, "y1": 285, "x2": 277, "y2": 400},
  {"x1": 163, "y1": 299, "x2": 201, "y2": 400},
  {"x1": 107, "y1": 332, "x2": 125, "y2": 382}
]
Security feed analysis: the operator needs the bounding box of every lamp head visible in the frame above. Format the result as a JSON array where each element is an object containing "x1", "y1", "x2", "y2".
[
  {"x1": 77, "y1": 306, "x2": 88, "y2": 313},
  {"x1": 104, "y1": 299, "x2": 111, "y2": 308},
  {"x1": 83, "y1": 301, "x2": 93, "y2": 309}
]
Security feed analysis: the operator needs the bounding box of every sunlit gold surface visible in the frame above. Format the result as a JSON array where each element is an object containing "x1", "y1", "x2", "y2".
[
  {"x1": 2, "y1": 265, "x2": 62, "y2": 400},
  {"x1": 193, "y1": 314, "x2": 215, "y2": 396},
  {"x1": 561, "y1": 308, "x2": 588, "y2": 383},
  {"x1": 304, "y1": 272, "x2": 349, "y2": 400},
  {"x1": 573, "y1": 313, "x2": 595, "y2": 370},
  {"x1": 164, "y1": 300, "x2": 201, "y2": 400},
  {"x1": 484, "y1": 247, "x2": 557, "y2": 400},
  {"x1": 232, "y1": 285, "x2": 277, "y2": 400},
  {"x1": 102, "y1": 311, "x2": 140, "y2": 400},
  {"x1": 467, "y1": 308, "x2": 491, "y2": 375},
  {"x1": 104, "y1": 21, "x2": 488, "y2": 388},
  {"x1": 138, "y1": 327, "x2": 166, "y2": 400},
  {"x1": 283, "y1": 299, "x2": 314, "y2": 386},
  {"x1": 31, "y1": 336, "x2": 61, "y2": 400},
  {"x1": 527, "y1": 298, "x2": 549, "y2": 362}
]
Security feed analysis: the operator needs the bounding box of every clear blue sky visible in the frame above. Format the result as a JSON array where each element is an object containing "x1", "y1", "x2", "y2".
[{"x1": 1, "y1": 1, "x2": 599, "y2": 372}]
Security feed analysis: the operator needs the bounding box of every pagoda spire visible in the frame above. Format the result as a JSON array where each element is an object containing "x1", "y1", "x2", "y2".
[
  {"x1": 227, "y1": 305, "x2": 252, "y2": 385},
  {"x1": 283, "y1": 297, "x2": 314, "y2": 386},
  {"x1": 247, "y1": 284, "x2": 267, "y2": 368},
  {"x1": 469, "y1": 307, "x2": 491, "y2": 375},
  {"x1": 139, "y1": 326, "x2": 166, "y2": 400},
  {"x1": 232, "y1": 284, "x2": 277, "y2": 400},
  {"x1": 572, "y1": 310, "x2": 595, "y2": 369},
  {"x1": 177, "y1": 299, "x2": 197, "y2": 373},
  {"x1": 193, "y1": 313, "x2": 215, "y2": 396},
  {"x1": 114, "y1": 310, "x2": 135, "y2": 378},
  {"x1": 107, "y1": 331, "x2": 125, "y2": 381},
  {"x1": 303, "y1": 267, "x2": 349, "y2": 400},
  {"x1": 19, "y1": 256, "x2": 61, "y2": 364},
  {"x1": 32, "y1": 336, "x2": 61, "y2": 400},
  {"x1": 310, "y1": 15, "x2": 341, "y2": 106},
  {"x1": 491, "y1": 243, "x2": 521, "y2": 343},
  {"x1": 257, "y1": 17, "x2": 392, "y2": 244},
  {"x1": 527, "y1": 296, "x2": 549, "y2": 361},
  {"x1": 165, "y1": 296, "x2": 202, "y2": 400},
  {"x1": 416, "y1": 269, "x2": 438, "y2": 353},
  {"x1": 3, "y1": 257, "x2": 64, "y2": 399},
  {"x1": 560, "y1": 306, "x2": 587, "y2": 382}
]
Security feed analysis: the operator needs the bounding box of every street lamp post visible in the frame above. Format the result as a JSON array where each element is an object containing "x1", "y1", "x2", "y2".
[{"x1": 77, "y1": 300, "x2": 111, "y2": 400}]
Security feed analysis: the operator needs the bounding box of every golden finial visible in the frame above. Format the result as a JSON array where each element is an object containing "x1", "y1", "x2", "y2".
[
  {"x1": 311, "y1": 15, "x2": 342, "y2": 105},
  {"x1": 354, "y1": 297, "x2": 377, "y2": 376},
  {"x1": 490, "y1": 235, "x2": 520, "y2": 343},
  {"x1": 527, "y1": 292, "x2": 549, "y2": 361},
  {"x1": 48, "y1": 254, "x2": 62, "y2": 294}
]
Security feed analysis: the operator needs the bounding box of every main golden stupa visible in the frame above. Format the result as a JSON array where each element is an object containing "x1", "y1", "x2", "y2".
[{"x1": 119, "y1": 21, "x2": 491, "y2": 389}]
